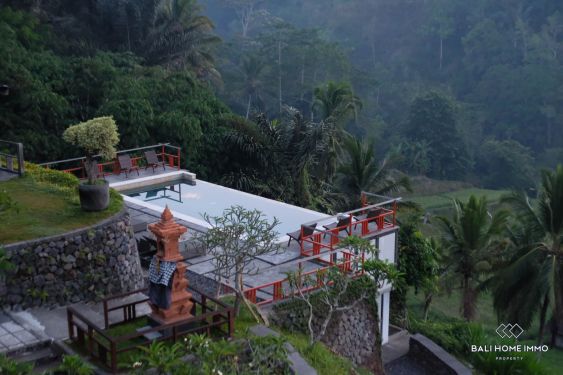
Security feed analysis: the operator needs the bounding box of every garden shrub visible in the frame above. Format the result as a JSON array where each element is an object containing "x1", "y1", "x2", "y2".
[
  {"x1": 409, "y1": 318, "x2": 478, "y2": 356},
  {"x1": 55, "y1": 355, "x2": 94, "y2": 375},
  {"x1": 25, "y1": 162, "x2": 79, "y2": 191},
  {"x1": 0, "y1": 354, "x2": 33, "y2": 375},
  {"x1": 24, "y1": 162, "x2": 123, "y2": 210},
  {"x1": 129, "y1": 334, "x2": 291, "y2": 375}
]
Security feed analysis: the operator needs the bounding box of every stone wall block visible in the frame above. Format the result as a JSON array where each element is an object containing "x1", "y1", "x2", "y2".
[{"x1": 2, "y1": 209, "x2": 144, "y2": 310}]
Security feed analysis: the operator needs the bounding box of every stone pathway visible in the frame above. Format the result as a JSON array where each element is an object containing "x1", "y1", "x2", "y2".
[
  {"x1": 382, "y1": 328, "x2": 410, "y2": 364},
  {"x1": 0, "y1": 312, "x2": 49, "y2": 354},
  {"x1": 0, "y1": 170, "x2": 19, "y2": 182}
]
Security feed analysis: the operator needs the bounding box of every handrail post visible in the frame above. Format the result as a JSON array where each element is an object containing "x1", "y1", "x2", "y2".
[
  {"x1": 110, "y1": 341, "x2": 117, "y2": 374},
  {"x1": 299, "y1": 227, "x2": 304, "y2": 256},
  {"x1": 16, "y1": 143, "x2": 24, "y2": 175},
  {"x1": 177, "y1": 147, "x2": 181, "y2": 170},
  {"x1": 80, "y1": 159, "x2": 85, "y2": 179},
  {"x1": 67, "y1": 309, "x2": 73, "y2": 340},
  {"x1": 103, "y1": 300, "x2": 109, "y2": 329},
  {"x1": 393, "y1": 200, "x2": 397, "y2": 226},
  {"x1": 228, "y1": 309, "x2": 234, "y2": 337}
]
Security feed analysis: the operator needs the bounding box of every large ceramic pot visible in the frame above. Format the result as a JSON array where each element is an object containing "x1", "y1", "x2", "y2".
[{"x1": 78, "y1": 180, "x2": 110, "y2": 211}]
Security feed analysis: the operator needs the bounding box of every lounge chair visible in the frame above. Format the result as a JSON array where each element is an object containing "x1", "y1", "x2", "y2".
[
  {"x1": 118, "y1": 154, "x2": 140, "y2": 178},
  {"x1": 353, "y1": 208, "x2": 384, "y2": 229},
  {"x1": 144, "y1": 150, "x2": 166, "y2": 173},
  {"x1": 323, "y1": 215, "x2": 352, "y2": 237},
  {"x1": 286, "y1": 223, "x2": 317, "y2": 247}
]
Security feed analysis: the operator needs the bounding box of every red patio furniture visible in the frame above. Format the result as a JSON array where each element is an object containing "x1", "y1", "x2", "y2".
[
  {"x1": 286, "y1": 223, "x2": 317, "y2": 247},
  {"x1": 144, "y1": 150, "x2": 166, "y2": 173},
  {"x1": 118, "y1": 154, "x2": 140, "y2": 178}
]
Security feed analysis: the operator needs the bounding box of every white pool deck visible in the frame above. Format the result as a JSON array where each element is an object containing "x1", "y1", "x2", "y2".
[{"x1": 111, "y1": 169, "x2": 392, "y2": 304}]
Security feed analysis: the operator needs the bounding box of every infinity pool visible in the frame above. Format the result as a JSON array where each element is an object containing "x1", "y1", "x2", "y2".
[{"x1": 122, "y1": 179, "x2": 329, "y2": 235}]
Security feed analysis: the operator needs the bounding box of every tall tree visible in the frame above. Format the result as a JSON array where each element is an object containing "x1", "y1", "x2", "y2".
[
  {"x1": 145, "y1": 0, "x2": 221, "y2": 78},
  {"x1": 199, "y1": 205, "x2": 280, "y2": 318},
  {"x1": 313, "y1": 81, "x2": 362, "y2": 124},
  {"x1": 437, "y1": 195, "x2": 508, "y2": 321},
  {"x1": 336, "y1": 135, "x2": 410, "y2": 208},
  {"x1": 239, "y1": 55, "x2": 266, "y2": 119},
  {"x1": 219, "y1": 109, "x2": 331, "y2": 208},
  {"x1": 491, "y1": 165, "x2": 563, "y2": 345},
  {"x1": 403, "y1": 91, "x2": 469, "y2": 179}
]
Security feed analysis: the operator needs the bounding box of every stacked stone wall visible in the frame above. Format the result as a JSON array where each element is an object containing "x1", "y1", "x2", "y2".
[
  {"x1": 1, "y1": 209, "x2": 144, "y2": 309},
  {"x1": 271, "y1": 290, "x2": 383, "y2": 373}
]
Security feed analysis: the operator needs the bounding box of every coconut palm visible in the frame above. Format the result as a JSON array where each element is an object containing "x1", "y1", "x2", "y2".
[
  {"x1": 335, "y1": 135, "x2": 411, "y2": 208},
  {"x1": 312, "y1": 81, "x2": 362, "y2": 124},
  {"x1": 220, "y1": 108, "x2": 330, "y2": 207},
  {"x1": 437, "y1": 195, "x2": 509, "y2": 321},
  {"x1": 145, "y1": 0, "x2": 221, "y2": 78},
  {"x1": 490, "y1": 165, "x2": 563, "y2": 344}
]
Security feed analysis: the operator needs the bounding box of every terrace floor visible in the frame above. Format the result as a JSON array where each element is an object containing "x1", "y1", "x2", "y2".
[
  {"x1": 127, "y1": 199, "x2": 389, "y2": 304},
  {"x1": 0, "y1": 169, "x2": 19, "y2": 182},
  {"x1": 102, "y1": 165, "x2": 178, "y2": 184}
]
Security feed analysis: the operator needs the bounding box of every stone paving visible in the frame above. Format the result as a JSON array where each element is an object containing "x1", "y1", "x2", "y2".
[
  {"x1": 0, "y1": 169, "x2": 19, "y2": 181},
  {"x1": 0, "y1": 313, "x2": 46, "y2": 353}
]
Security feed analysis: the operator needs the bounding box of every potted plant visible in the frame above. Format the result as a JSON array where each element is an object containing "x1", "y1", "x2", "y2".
[{"x1": 63, "y1": 116, "x2": 119, "y2": 211}]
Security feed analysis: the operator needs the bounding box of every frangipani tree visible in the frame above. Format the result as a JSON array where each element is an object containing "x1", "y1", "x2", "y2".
[
  {"x1": 63, "y1": 116, "x2": 119, "y2": 185},
  {"x1": 199, "y1": 205, "x2": 281, "y2": 319}
]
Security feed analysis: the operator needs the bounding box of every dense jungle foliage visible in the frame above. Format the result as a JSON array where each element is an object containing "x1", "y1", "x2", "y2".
[{"x1": 1, "y1": 0, "x2": 562, "y2": 200}]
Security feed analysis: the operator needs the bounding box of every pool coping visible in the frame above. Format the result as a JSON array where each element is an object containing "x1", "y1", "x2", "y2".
[{"x1": 110, "y1": 170, "x2": 331, "y2": 242}]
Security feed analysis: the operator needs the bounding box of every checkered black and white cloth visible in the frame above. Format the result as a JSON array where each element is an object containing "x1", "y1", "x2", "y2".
[{"x1": 148, "y1": 256, "x2": 177, "y2": 285}]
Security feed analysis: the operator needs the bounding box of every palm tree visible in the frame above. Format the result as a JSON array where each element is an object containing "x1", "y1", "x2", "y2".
[
  {"x1": 313, "y1": 81, "x2": 362, "y2": 124},
  {"x1": 490, "y1": 165, "x2": 563, "y2": 345},
  {"x1": 145, "y1": 0, "x2": 221, "y2": 78},
  {"x1": 336, "y1": 135, "x2": 411, "y2": 208},
  {"x1": 437, "y1": 195, "x2": 509, "y2": 321},
  {"x1": 220, "y1": 108, "x2": 330, "y2": 207}
]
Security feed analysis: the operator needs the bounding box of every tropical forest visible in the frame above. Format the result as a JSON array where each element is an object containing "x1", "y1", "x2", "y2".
[{"x1": 0, "y1": 0, "x2": 562, "y2": 374}]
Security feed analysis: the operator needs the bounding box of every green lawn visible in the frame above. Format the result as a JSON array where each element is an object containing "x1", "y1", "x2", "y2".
[
  {"x1": 0, "y1": 176, "x2": 123, "y2": 244},
  {"x1": 407, "y1": 289, "x2": 563, "y2": 374},
  {"x1": 406, "y1": 187, "x2": 509, "y2": 212}
]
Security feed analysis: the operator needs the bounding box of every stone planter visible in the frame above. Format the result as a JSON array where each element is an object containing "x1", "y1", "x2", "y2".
[{"x1": 78, "y1": 180, "x2": 110, "y2": 211}]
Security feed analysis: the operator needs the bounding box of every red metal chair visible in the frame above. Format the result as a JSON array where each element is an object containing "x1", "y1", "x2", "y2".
[{"x1": 118, "y1": 154, "x2": 140, "y2": 178}]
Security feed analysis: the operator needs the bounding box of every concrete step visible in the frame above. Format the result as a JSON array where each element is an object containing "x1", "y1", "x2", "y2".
[
  {"x1": 70, "y1": 303, "x2": 106, "y2": 330},
  {"x1": 9, "y1": 345, "x2": 61, "y2": 374}
]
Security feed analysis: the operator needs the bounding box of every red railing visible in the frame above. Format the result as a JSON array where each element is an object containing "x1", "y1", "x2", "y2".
[
  {"x1": 243, "y1": 195, "x2": 400, "y2": 306},
  {"x1": 39, "y1": 143, "x2": 182, "y2": 179},
  {"x1": 244, "y1": 249, "x2": 365, "y2": 306},
  {"x1": 299, "y1": 204, "x2": 397, "y2": 258}
]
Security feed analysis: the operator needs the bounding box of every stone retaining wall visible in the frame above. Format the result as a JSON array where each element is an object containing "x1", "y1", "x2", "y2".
[
  {"x1": 1, "y1": 209, "x2": 144, "y2": 309},
  {"x1": 322, "y1": 302, "x2": 380, "y2": 369},
  {"x1": 271, "y1": 297, "x2": 383, "y2": 373}
]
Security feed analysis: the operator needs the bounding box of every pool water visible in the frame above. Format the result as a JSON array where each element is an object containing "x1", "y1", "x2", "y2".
[{"x1": 124, "y1": 180, "x2": 329, "y2": 235}]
